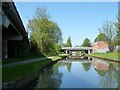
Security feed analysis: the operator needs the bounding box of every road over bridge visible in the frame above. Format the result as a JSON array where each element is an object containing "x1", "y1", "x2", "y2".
[
  {"x1": 2, "y1": 1, "x2": 29, "y2": 59},
  {"x1": 61, "y1": 47, "x2": 93, "y2": 54}
]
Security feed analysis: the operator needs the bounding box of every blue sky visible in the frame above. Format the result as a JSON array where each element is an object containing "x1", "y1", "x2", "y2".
[{"x1": 15, "y1": 2, "x2": 118, "y2": 47}]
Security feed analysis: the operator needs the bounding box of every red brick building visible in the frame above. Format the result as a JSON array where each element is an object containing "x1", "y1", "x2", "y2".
[{"x1": 92, "y1": 41, "x2": 109, "y2": 53}]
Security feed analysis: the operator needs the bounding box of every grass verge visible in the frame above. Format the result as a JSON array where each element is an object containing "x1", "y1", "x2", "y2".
[
  {"x1": 2, "y1": 55, "x2": 67, "y2": 83},
  {"x1": 0, "y1": 61, "x2": 2, "y2": 64},
  {"x1": 2, "y1": 53, "x2": 68, "y2": 64},
  {"x1": 3, "y1": 59, "x2": 51, "y2": 83},
  {"x1": 2, "y1": 53, "x2": 46, "y2": 64},
  {"x1": 89, "y1": 52, "x2": 120, "y2": 62},
  {"x1": 48, "y1": 54, "x2": 68, "y2": 61}
]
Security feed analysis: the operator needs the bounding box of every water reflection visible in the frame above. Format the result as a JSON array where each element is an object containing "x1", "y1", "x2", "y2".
[
  {"x1": 66, "y1": 63, "x2": 72, "y2": 73},
  {"x1": 34, "y1": 64, "x2": 63, "y2": 88},
  {"x1": 91, "y1": 58, "x2": 119, "y2": 88},
  {"x1": 98, "y1": 63, "x2": 119, "y2": 88},
  {"x1": 33, "y1": 57, "x2": 119, "y2": 88},
  {"x1": 82, "y1": 63, "x2": 91, "y2": 71}
]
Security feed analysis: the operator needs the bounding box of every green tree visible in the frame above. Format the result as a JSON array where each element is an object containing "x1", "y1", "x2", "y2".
[
  {"x1": 94, "y1": 33, "x2": 108, "y2": 43},
  {"x1": 81, "y1": 38, "x2": 91, "y2": 47},
  {"x1": 99, "y1": 20, "x2": 115, "y2": 52},
  {"x1": 75, "y1": 45, "x2": 79, "y2": 47},
  {"x1": 60, "y1": 43, "x2": 66, "y2": 47},
  {"x1": 114, "y1": 12, "x2": 120, "y2": 45},
  {"x1": 51, "y1": 44, "x2": 61, "y2": 55},
  {"x1": 28, "y1": 7, "x2": 62, "y2": 54},
  {"x1": 66, "y1": 36, "x2": 72, "y2": 47}
]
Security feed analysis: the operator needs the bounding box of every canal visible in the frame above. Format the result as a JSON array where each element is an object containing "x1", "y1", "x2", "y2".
[{"x1": 32, "y1": 57, "x2": 120, "y2": 88}]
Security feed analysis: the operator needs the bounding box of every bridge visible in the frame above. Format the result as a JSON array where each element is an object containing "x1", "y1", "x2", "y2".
[
  {"x1": 61, "y1": 47, "x2": 93, "y2": 54},
  {"x1": 2, "y1": 1, "x2": 29, "y2": 59}
]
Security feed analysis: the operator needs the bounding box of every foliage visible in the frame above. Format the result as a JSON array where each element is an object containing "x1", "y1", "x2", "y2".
[
  {"x1": 28, "y1": 7, "x2": 62, "y2": 54},
  {"x1": 75, "y1": 51, "x2": 81, "y2": 56},
  {"x1": 99, "y1": 20, "x2": 115, "y2": 52},
  {"x1": 94, "y1": 33, "x2": 108, "y2": 43},
  {"x1": 66, "y1": 36, "x2": 72, "y2": 47},
  {"x1": 81, "y1": 38, "x2": 91, "y2": 47},
  {"x1": 74, "y1": 45, "x2": 79, "y2": 47},
  {"x1": 60, "y1": 43, "x2": 67, "y2": 47},
  {"x1": 114, "y1": 12, "x2": 120, "y2": 45}
]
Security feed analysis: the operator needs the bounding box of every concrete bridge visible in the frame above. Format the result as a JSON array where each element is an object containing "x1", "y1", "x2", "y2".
[
  {"x1": 2, "y1": 1, "x2": 29, "y2": 59},
  {"x1": 61, "y1": 47, "x2": 93, "y2": 54}
]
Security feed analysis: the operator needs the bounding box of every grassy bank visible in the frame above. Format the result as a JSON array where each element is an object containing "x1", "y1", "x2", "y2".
[
  {"x1": 2, "y1": 53, "x2": 46, "y2": 64},
  {"x1": 0, "y1": 61, "x2": 1, "y2": 64},
  {"x1": 2, "y1": 53, "x2": 68, "y2": 64},
  {"x1": 89, "y1": 53, "x2": 120, "y2": 62},
  {"x1": 48, "y1": 54, "x2": 69, "y2": 61},
  {"x1": 3, "y1": 59, "x2": 50, "y2": 83},
  {"x1": 2, "y1": 54, "x2": 67, "y2": 83}
]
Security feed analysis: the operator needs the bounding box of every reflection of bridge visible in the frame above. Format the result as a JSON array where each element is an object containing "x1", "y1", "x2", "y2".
[{"x1": 61, "y1": 47, "x2": 93, "y2": 54}]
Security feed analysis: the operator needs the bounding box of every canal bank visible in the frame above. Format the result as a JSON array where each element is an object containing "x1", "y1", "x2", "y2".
[
  {"x1": 87, "y1": 53, "x2": 120, "y2": 63},
  {"x1": 2, "y1": 54, "x2": 67, "y2": 89}
]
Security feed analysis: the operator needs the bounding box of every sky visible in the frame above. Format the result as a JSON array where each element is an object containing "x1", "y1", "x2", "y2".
[{"x1": 14, "y1": 2, "x2": 118, "y2": 47}]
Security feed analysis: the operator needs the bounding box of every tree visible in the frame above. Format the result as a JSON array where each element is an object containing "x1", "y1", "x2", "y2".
[
  {"x1": 51, "y1": 44, "x2": 61, "y2": 55},
  {"x1": 99, "y1": 20, "x2": 115, "y2": 52},
  {"x1": 94, "y1": 33, "x2": 108, "y2": 43},
  {"x1": 66, "y1": 36, "x2": 72, "y2": 47},
  {"x1": 59, "y1": 43, "x2": 66, "y2": 47},
  {"x1": 81, "y1": 38, "x2": 91, "y2": 47},
  {"x1": 28, "y1": 7, "x2": 62, "y2": 54},
  {"x1": 75, "y1": 45, "x2": 79, "y2": 47},
  {"x1": 114, "y1": 12, "x2": 120, "y2": 45}
]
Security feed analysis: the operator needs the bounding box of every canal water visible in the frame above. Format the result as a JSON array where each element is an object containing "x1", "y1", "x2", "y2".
[{"x1": 32, "y1": 57, "x2": 120, "y2": 88}]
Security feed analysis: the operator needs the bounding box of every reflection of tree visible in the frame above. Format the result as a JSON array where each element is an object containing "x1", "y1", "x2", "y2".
[
  {"x1": 66, "y1": 63, "x2": 72, "y2": 73},
  {"x1": 99, "y1": 63, "x2": 119, "y2": 88},
  {"x1": 94, "y1": 69, "x2": 107, "y2": 76},
  {"x1": 118, "y1": 65, "x2": 120, "y2": 89},
  {"x1": 82, "y1": 63, "x2": 91, "y2": 71},
  {"x1": 35, "y1": 63, "x2": 63, "y2": 88}
]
